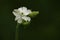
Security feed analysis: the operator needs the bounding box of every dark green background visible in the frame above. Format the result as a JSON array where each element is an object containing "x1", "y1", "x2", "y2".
[{"x1": 0, "y1": 0, "x2": 60, "y2": 40}]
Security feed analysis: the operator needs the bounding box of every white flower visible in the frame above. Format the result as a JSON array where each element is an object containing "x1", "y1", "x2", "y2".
[{"x1": 12, "y1": 7, "x2": 32, "y2": 23}]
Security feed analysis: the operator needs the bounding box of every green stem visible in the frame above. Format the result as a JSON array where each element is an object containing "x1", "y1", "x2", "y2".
[{"x1": 15, "y1": 23, "x2": 20, "y2": 40}]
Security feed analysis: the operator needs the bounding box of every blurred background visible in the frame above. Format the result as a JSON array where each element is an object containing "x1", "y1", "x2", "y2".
[{"x1": 0, "y1": 0, "x2": 60, "y2": 40}]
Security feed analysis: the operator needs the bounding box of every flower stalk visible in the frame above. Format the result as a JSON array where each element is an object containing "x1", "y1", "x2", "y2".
[{"x1": 15, "y1": 23, "x2": 20, "y2": 40}]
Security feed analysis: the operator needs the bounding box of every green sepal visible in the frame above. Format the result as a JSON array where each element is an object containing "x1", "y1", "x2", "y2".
[
  {"x1": 22, "y1": 21, "x2": 30, "y2": 25},
  {"x1": 22, "y1": 20, "x2": 30, "y2": 25}
]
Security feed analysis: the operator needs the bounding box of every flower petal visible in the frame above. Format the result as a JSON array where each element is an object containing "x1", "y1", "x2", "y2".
[
  {"x1": 15, "y1": 16, "x2": 20, "y2": 21},
  {"x1": 22, "y1": 7, "x2": 27, "y2": 11},
  {"x1": 18, "y1": 7, "x2": 23, "y2": 13},
  {"x1": 12, "y1": 9, "x2": 20, "y2": 16},
  {"x1": 27, "y1": 10, "x2": 32, "y2": 13},
  {"x1": 18, "y1": 7, "x2": 27, "y2": 13},
  {"x1": 23, "y1": 10, "x2": 32, "y2": 15},
  {"x1": 17, "y1": 18, "x2": 22, "y2": 23},
  {"x1": 22, "y1": 16, "x2": 31, "y2": 22}
]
